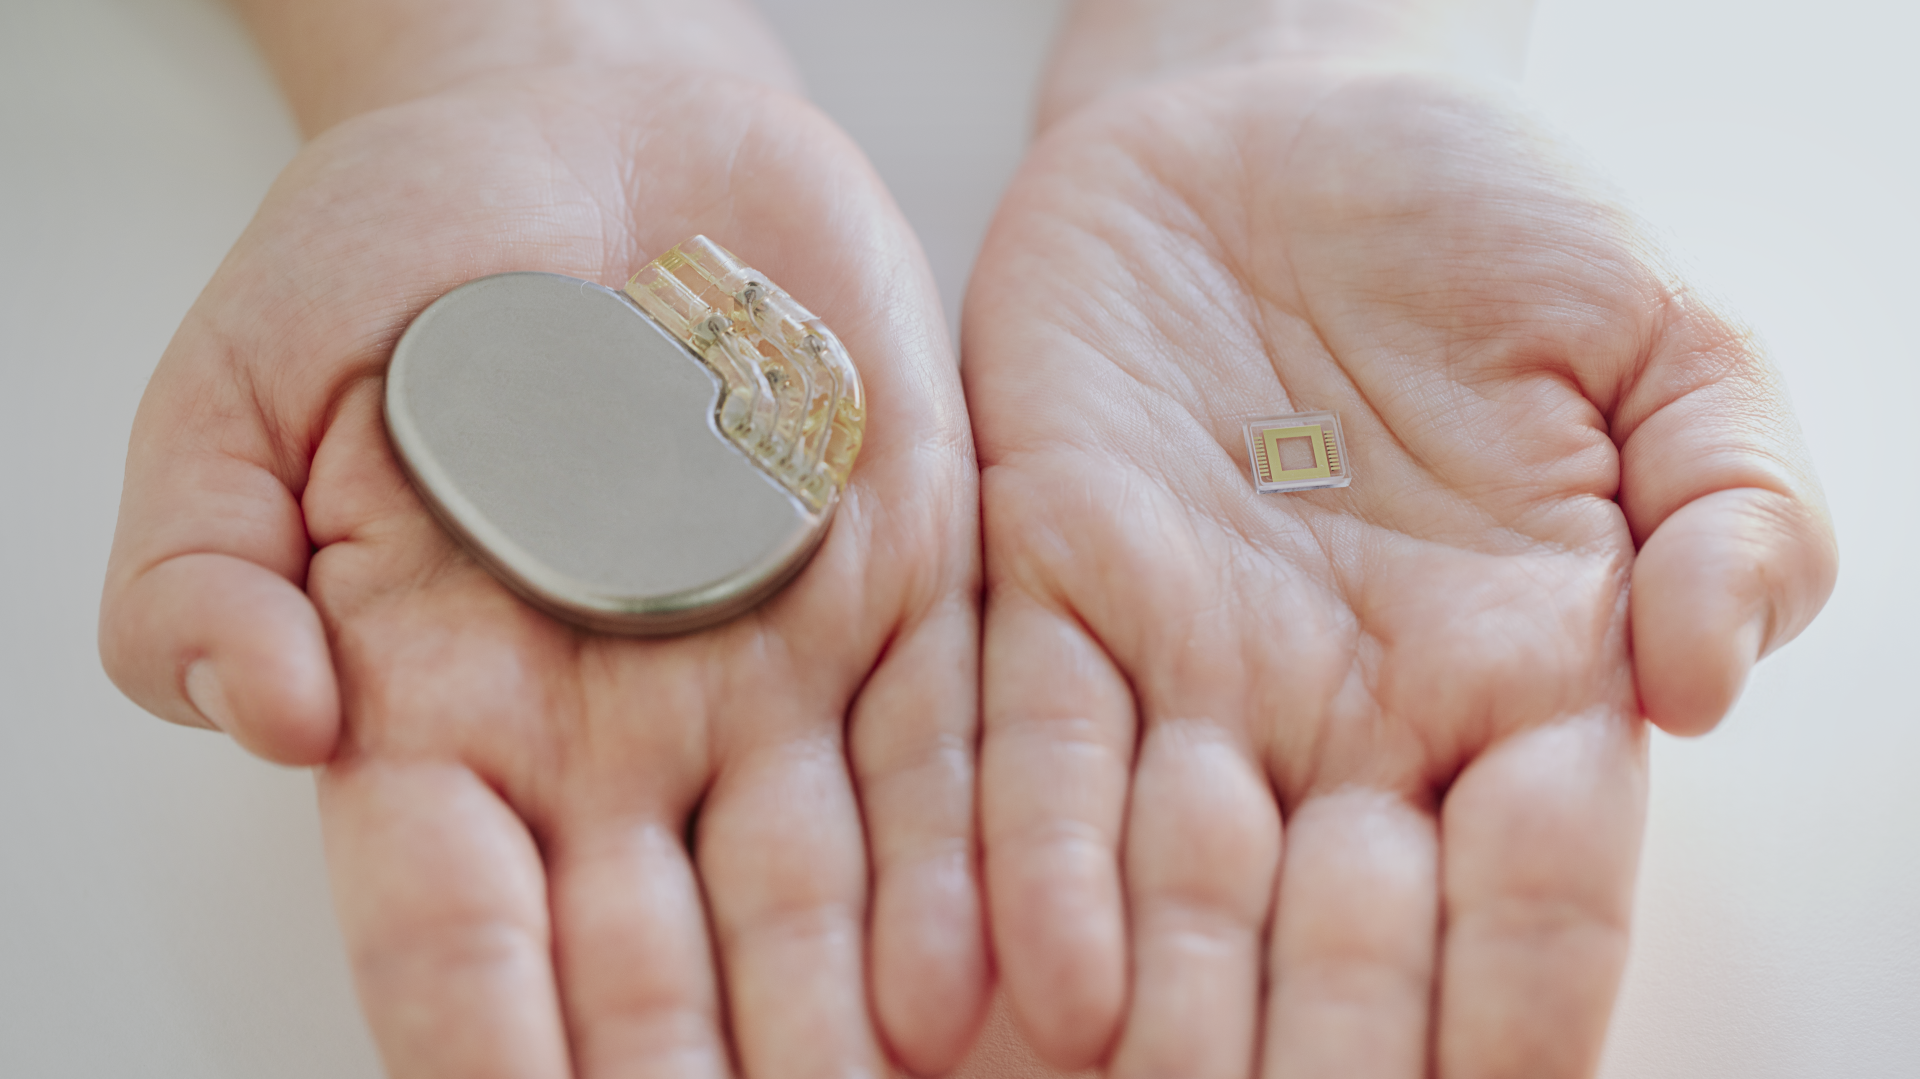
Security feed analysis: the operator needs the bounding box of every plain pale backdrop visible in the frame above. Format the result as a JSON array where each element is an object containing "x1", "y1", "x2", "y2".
[{"x1": 1, "y1": 0, "x2": 1914, "y2": 1075}]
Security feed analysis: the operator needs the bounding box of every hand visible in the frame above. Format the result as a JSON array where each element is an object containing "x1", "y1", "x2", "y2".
[
  {"x1": 99, "y1": 61, "x2": 986, "y2": 1079},
  {"x1": 965, "y1": 54, "x2": 1835, "y2": 1079}
]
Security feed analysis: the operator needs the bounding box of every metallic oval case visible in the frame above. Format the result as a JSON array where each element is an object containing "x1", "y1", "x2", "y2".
[{"x1": 384, "y1": 272, "x2": 827, "y2": 635}]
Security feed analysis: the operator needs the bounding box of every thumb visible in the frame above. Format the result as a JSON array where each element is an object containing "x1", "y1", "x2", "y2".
[
  {"x1": 100, "y1": 335, "x2": 340, "y2": 765},
  {"x1": 1615, "y1": 302, "x2": 1837, "y2": 736}
]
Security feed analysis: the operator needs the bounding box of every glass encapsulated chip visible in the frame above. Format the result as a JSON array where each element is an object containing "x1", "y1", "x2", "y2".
[{"x1": 1246, "y1": 411, "x2": 1351, "y2": 493}]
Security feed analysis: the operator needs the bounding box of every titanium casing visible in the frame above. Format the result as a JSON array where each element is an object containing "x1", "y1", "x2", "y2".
[{"x1": 385, "y1": 252, "x2": 859, "y2": 635}]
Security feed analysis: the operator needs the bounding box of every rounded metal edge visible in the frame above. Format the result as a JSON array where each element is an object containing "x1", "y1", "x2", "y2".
[{"x1": 383, "y1": 271, "x2": 835, "y2": 637}]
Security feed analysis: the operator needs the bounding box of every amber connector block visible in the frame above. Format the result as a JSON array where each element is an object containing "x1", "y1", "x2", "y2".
[{"x1": 626, "y1": 236, "x2": 865, "y2": 514}]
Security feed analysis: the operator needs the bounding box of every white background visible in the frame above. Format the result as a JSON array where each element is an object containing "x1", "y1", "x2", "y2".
[{"x1": 2, "y1": 0, "x2": 1915, "y2": 1075}]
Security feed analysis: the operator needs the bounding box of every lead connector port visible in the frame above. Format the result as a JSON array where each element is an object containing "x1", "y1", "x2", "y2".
[{"x1": 625, "y1": 236, "x2": 865, "y2": 514}]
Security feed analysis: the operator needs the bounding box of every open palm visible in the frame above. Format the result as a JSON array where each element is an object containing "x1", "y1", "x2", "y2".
[
  {"x1": 967, "y1": 67, "x2": 1833, "y2": 1079},
  {"x1": 101, "y1": 68, "x2": 984, "y2": 1079}
]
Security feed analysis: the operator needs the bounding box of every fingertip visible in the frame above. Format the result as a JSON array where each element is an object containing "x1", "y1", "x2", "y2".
[
  {"x1": 105, "y1": 553, "x2": 340, "y2": 765},
  {"x1": 204, "y1": 579, "x2": 341, "y2": 765},
  {"x1": 1011, "y1": 984, "x2": 1123, "y2": 1073},
  {"x1": 871, "y1": 849, "x2": 992, "y2": 1075},
  {"x1": 991, "y1": 845, "x2": 1128, "y2": 1070},
  {"x1": 1631, "y1": 581, "x2": 1757, "y2": 738},
  {"x1": 1631, "y1": 487, "x2": 1835, "y2": 737}
]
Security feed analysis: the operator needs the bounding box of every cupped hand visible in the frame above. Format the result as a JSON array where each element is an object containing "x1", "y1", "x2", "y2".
[
  {"x1": 965, "y1": 65, "x2": 1834, "y2": 1079},
  {"x1": 100, "y1": 68, "x2": 985, "y2": 1079}
]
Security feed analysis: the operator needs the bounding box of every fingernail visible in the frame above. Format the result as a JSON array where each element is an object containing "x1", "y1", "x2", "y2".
[
  {"x1": 185, "y1": 660, "x2": 233, "y2": 733},
  {"x1": 1738, "y1": 605, "x2": 1772, "y2": 664}
]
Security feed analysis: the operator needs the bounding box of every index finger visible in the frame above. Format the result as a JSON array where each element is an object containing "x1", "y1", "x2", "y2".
[
  {"x1": 321, "y1": 758, "x2": 572, "y2": 1079},
  {"x1": 1436, "y1": 709, "x2": 1647, "y2": 1078}
]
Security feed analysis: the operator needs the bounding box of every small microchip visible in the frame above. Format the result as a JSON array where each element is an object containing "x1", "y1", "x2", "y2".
[{"x1": 1246, "y1": 411, "x2": 1351, "y2": 493}]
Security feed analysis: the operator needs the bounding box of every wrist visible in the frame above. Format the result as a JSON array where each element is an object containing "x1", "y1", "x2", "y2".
[
  {"x1": 1039, "y1": 0, "x2": 1534, "y2": 127},
  {"x1": 233, "y1": 0, "x2": 802, "y2": 137}
]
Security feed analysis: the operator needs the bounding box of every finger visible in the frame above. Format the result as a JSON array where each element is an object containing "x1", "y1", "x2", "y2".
[
  {"x1": 850, "y1": 593, "x2": 990, "y2": 1075},
  {"x1": 1435, "y1": 709, "x2": 1647, "y2": 1079},
  {"x1": 699, "y1": 730, "x2": 886, "y2": 1079},
  {"x1": 1107, "y1": 720, "x2": 1279, "y2": 1079},
  {"x1": 549, "y1": 816, "x2": 730, "y2": 1079},
  {"x1": 1260, "y1": 789, "x2": 1437, "y2": 1079},
  {"x1": 1613, "y1": 309, "x2": 1837, "y2": 734},
  {"x1": 100, "y1": 373, "x2": 338, "y2": 764},
  {"x1": 319, "y1": 758, "x2": 571, "y2": 1079},
  {"x1": 981, "y1": 596, "x2": 1136, "y2": 1069}
]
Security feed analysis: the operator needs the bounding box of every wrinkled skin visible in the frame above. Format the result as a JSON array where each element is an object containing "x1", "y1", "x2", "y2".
[
  {"x1": 100, "y1": 69, "x2": 987, "y2": 1079},
  {"x1": 967, "y1": 66, "x2": 1835, "y2": 1079}
]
